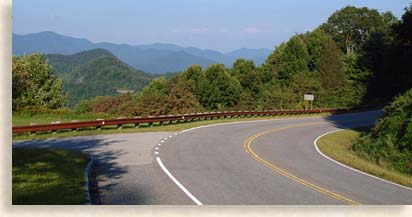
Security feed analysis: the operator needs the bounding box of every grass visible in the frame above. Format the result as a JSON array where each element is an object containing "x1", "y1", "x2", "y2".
[
  {"x1": 12, "y1": 148, "x2": 90, "y2": 205},
  {"x1": 317, "y1": 129, "x2": 412, "y2": 188},
  {"x1": 13, "y1": 113, "x2": 331, "y2": 141},
  {"x1": 13, "y1": 112, "x2": 111, "y2": 126}
]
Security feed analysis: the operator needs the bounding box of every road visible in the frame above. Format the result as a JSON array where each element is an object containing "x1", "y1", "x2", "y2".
[{"x1": 13, "y1": 111, "x2": 412, "y2": 204}]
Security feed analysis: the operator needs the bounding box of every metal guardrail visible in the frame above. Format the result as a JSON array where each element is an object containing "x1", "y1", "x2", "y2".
[{"x1": 12, "y1": 105, "x2": 383, "y2": 135}]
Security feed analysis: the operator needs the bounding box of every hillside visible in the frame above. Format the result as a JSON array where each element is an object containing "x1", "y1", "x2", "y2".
[
  {"x1": 353, "y1": 89, "x2": 412, "y2": 175},
  {"x1": 46, "y1": 48, "x2": 115, "y2": 76},
  {"x1": 46, "y1": 49, "x2": 155, "y2": 107},
  {"x1": 13, "y1": 31, "x2": 272, "y2": 73}
]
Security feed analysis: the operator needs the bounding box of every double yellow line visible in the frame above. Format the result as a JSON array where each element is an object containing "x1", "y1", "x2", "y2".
[{"x1": 243, "y1": 122, "x2": 362, "y2": 205}]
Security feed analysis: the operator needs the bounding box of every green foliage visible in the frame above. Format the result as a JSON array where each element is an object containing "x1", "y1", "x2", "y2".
[
  {"x1": 266, "y1": 36, "x2": 310, "y2": 81},
  {"x1": 198, "y1": 64, "x2": 242, "y2": 110},
  {"x1": 134, "y1": 75, "x2": 204, "y2": 116},
  {"x1": 318, "y1": 37, "x2": 345, "y2": 90},
  {"x1": 304, "y1": 29, "x2": 332, "y2": 71},
  {"x1": 321, "y1": 6, "x2": 392, "y2": 54},
  {"x1": 15, "y1": 4, "x2": 412, "y2": 121},
  {"x1": 46, "y1": 49, "x2": 155, "y2": 107},
  {"x1": 353, "y1": 89, "x2": 412, "y2": 174},
  {"x1": 12, "y1": 53, "x2": 66, "y2": 111}
]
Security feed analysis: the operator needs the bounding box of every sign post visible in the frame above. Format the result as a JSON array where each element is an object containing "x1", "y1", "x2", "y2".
[{"x1": 304, "y1": 94, "x2": 314, "y2": 110}]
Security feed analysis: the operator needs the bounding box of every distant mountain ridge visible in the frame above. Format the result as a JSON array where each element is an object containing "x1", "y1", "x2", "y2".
[
  {"x1": 13, "y1": 31, "x2": 272, "y2": 73},
  {"x1": 46, "y1": 48, "x2": 156, "y2": 107}
]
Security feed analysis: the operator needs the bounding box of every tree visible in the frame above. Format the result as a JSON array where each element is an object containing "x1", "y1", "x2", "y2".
[
  {"x1": 231, "y1": 59, "x2": 262, "y2": 95},
  {"x1": 198, "y1": 64, "x2": 242, "y2": 110},
  {"x1": 12, "y1": 53, "x2": 66, "y2": 111},
  {"x1": 321, "y1": 6, "x2": 390, "y2": 54},
  {"x1": 393, "y1": 5, "x2": 412, "y2": 46},
  {"x1": 304, "y1": 28, "x2": 333, "y2": 71},
  {"x1": 318, "y1": 38, "x2": 346, "y2": 90},
  {"x1": 265, "y1": 35, "x2": 310, "y2": 81}
]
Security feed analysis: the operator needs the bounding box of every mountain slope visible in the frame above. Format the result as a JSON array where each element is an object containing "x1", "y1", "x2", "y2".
[
  {"x1": 13, "y1": 31, "x2": 272, "y2": 73},
  {"x1": 46, "y1": 48, "x2": 115, "y2": 76},
  {"x1": 136, "y1": 51, "x2": 217, "y2": 73},
  {"x1": 13, "y1": 31, "x2": 93, "y2": 55},
  {"x1": 46, "y1": 49, "x2": 155, "y2": 107}
]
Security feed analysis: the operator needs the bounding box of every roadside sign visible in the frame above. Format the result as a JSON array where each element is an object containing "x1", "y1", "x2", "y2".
[
  {"x1": 304, "y1": 94, "x2": 314, "y2": 110},
  {"x1": 304, "y1": 94, "x2": 314, "y2": 101}
]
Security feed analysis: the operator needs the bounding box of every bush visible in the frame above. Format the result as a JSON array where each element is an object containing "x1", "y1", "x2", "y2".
[{"x1": 353, "y1": 89, "x2": 412, "y2": 174}]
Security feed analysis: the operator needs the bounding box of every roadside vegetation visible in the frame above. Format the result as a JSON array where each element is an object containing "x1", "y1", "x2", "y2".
[
  {"x1": 353, "y1": 89, "x2": 412, "y2": 175},
  {"x1": 317, "y1": 89, "x2": 412, "y2": 187},
  {"x1": 12, "y1": 148, "x2": 90, "y2": 204},
  {"x1": 317, "y1": 129, "x2": 412, "y2": 188},
  {"x1": 12, "y1": 5, "x2": 412, "y2": 120}
]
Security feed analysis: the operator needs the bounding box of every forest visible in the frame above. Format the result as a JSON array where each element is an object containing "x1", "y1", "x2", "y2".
[
  {"x1": 12, "y1": 4, "x2": 412, "y2": 176},
  {"x1": 13, "y1": 5, "x2": 412, "y2": 116}
]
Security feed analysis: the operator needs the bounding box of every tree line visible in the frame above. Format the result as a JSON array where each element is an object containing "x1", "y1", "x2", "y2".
[{"x1": 12, "y1": 5, "x2": 412, "y2": 117}]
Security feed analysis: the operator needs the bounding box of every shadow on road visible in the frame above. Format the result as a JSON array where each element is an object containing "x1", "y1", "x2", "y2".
[{"x1": 322, "y1": 110, "x2": 383, "y2": 130}]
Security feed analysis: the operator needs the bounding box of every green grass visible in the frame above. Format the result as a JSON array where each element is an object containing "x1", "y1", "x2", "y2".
[
  {"x1": 13, "y1": 112, "x2": 111, "y2": 126},
  {"x1": 317, "y1": 129, "x2": 412, "y2": 188},
  {"x1": 13, "y1": 113, "x2": 330, "y2": 141},
  {"x1": 12, "y1": 148, "x2": 90, "y2": 205}
]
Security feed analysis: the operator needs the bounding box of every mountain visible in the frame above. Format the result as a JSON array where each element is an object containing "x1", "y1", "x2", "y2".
[
  {"x1": 226, "y1": 48, "x2": 273, "y2": 65},
  {"x1": 13, "y1": 31, "x2": 272, "y2": 73},
  {"x1": 136, "y1": 51, "x2": 217, "y2": 73},
  {"x1": 13, "y1": 31, "x2": 93, "y2": 55},
  {"x1": 46, "y1": 49, "x2": 156, "y2": 107}
]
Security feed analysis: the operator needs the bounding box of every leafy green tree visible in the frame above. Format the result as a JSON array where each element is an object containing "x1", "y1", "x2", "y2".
[
  {"x1": 318, "y1": 38, "x2": 346, "y2": 90},
  {"x1": 12, "y1": 53, "x2": 66, "y2": 111},
  {"x1": 393, "y1": 5, "x2": 412, "y2": 45},
  {"x1": 321, "y1": 6, "x2": 391, "y2": 54},
  {"x1": 265, "y1": 36, "x2": 310, "y2": 81},
  {"x1": 180, "y1": 64, "x2": 204, "y2": 97},
  {"x1": 231, "y1": 59, "x2": 261, "y2": 94},
  {"x1": 304, "y1": 29, "x2": 333, "y2": 71},
  {"x1": 198, "y1": 64, "x2": 242, "y2": 110}
]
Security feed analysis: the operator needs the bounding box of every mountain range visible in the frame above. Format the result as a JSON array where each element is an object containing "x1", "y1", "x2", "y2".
[
  {"x1": 46, "y1": 48, "x2": 156, "y2": 107},
  {"x1": 13, "y1": 31, "x2": 272, "y2": 73}
]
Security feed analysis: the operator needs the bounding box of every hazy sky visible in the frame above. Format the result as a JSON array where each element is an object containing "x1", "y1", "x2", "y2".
[{"x1": 13, "y1": 0, "x2": 411, "y2": 52}]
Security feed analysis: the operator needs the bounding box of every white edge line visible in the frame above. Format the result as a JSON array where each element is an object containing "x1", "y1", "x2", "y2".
[
  {"x1": 84, "y1": 156, "x2": 94, "y2": 205},
  {"x1": 314, "y1": 129, "x2": 412, "y2": 191},
  {"x1": 156, "y1": 157, "x2": 203, "y2": 205},
  {"x1": 178, "y1": 112, "x2": 348, "y2": 134}
]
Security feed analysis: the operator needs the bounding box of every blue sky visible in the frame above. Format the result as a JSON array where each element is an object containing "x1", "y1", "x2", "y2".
[{"x1": 13, "y1": 0, "x2": 411, "y2": 52}]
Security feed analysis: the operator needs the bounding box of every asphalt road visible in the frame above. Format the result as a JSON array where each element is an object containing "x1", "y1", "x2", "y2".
[{"x1": 13, "y1": 111, "x2": 412, "y2": 204}]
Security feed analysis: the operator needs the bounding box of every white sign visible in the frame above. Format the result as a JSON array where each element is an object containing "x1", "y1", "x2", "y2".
[{"x1": 304, "y1": 94, "x2": 314, "y2": 101}]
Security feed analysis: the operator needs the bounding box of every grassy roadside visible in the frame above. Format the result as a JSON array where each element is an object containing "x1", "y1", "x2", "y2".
[
  {"x1": 12, "y1": 148, "x2": 90, "y2": 205},
  {"x1": 13, "y1": 112, "x2": 111, "y2": 126},
  {"x1": 13, "y1": 113, "x2": 330, "y2": 141},
  {"x1": 317, "y1": 129, "x2": 412, "y2": 188}
]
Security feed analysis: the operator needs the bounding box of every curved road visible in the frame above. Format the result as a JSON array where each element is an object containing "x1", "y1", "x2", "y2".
[
  {"x1": 157, "y1": 110, "x2": 412, "y2": 205},
  {"x1": 13, "y1": 111, "x2": 412, "y2": 204}
]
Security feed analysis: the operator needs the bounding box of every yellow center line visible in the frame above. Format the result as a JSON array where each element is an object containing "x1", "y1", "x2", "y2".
[{"x1": 243, "y1": 122, "x2": 362, "y2": 205}]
